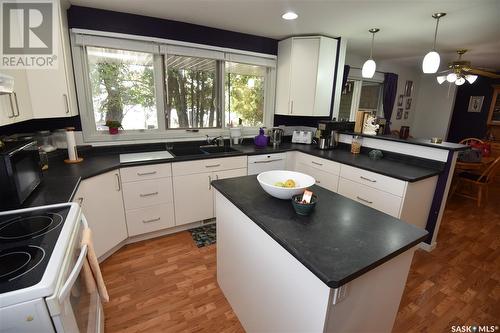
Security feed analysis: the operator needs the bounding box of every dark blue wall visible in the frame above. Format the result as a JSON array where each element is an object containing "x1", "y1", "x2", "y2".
[
  {"x1": 67, "y1": 6, "x2": 278, "y2": 55},
  {"x1": 447, "y1": 77, "x2": 500, "y2": 142}
]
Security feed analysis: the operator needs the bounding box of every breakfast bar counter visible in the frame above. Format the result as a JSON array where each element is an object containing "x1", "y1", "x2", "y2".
[{"x1": 212, "y1": 175, "x2": 427, "y2": 332}]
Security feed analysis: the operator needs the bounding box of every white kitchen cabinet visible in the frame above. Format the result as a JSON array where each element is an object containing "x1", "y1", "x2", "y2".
[
  {"x1": 292, "y1": 152, "x2": 340, "y2": 192},
  {"x1": 73, "y1": 170, "x2": 128, "y2": 259},
  {"x1": 247, "y1": 153, "x2": 287, "y2": 175},
  {"x1": 0, "y1": 70, "x2": 33, "y2": 125},
  {"x1": 275, "y1": 36, "x2": 338, "y2": 116},
  {"x1": 296, "y1": 162, "x2": 339, "y2": 193},
  {"x1": 173, "y1": 171, "x2": 214, "y2": 226},
  {"x1": 26, "y1": 0, "x2": 78, "y2": 119},
  {"x1": 173, "y1": 157, "x2": 247, "y2": 226}
]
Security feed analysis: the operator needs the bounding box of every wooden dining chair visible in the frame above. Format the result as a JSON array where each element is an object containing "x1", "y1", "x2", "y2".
[
  {"x1": 459, "y1": 138, "x2": 484, "y2": 146},
  {"x1": 452, "y1": 156, "x2": 500, "y2": 207}
]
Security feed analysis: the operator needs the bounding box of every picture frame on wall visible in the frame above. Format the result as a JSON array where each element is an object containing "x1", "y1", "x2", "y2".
[
  {"x1": 397, "y1": 94, "x2": 404, "y2": 107},
  {"x1": 467, "y1": 96, "x2": 484, "y2": 113},
  {"x1": 404, "y1": 80, "x2": 413, "y2": 97},
  {"x1": 396, "y1": 108, "x2": 403, "y2": 120},
  {"x1": 404, "y1": 111, "x2": 409, "y2": 120},
  {"x1": 405, "y1": 98, "x2": 412, "y2": 110}
]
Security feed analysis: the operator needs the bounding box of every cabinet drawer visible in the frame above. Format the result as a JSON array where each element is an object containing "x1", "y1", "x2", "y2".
[
  {"x1": 122, "y1": 178, "x2": 173, "y2": 210},
  {"x1": 296, "y1": 153, "x2": 340, "y2": 175},
  {"x1": 338, "y1": 178, "x2": 402, "y2": 217},
  {"x1": 125, "y1": 203, "x2": 175, "y2": 236},
  {"x1": 339, "y1": 165, "x2": 406, "y2": 197},
  {"x1": 172, "y1": 156, "x2": 247, "y2": 176},
  {"x1": 120, "y1": 163, "x2": 172, "y2": 183},
  {"x1": 296, "y1": 162, "x2": 338, "y2": 192},
  {"x1": 248, "y1": 153, "x2": 287, "y2": 175}
]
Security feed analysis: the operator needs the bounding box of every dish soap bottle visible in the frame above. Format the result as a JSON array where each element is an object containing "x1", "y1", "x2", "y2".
[{"x1": 254, "y1": 127, "x2": 268, "y2": 148}]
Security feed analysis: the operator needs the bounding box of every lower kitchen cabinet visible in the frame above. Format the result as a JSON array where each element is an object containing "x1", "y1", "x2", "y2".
[
  {"x1": 73, "y1": 170, "x2": 128, "y2": 259},
  {"x1": 295, "y1": 162, "x2": 339, "y2": 192},
  {"x1": 125, "y1": 203, "x2": 175, "y2": 237},
  {"x1": 173, "y1": 172, "x2": 214, "y2": 226}
]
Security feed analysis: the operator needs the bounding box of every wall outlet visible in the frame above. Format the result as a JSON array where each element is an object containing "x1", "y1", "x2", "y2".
[{"x1": 332, "y1": 284, "x2": 348, "y2": 305}]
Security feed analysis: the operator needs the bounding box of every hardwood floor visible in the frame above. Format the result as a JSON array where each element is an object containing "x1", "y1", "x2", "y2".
[{"x1": 101, "y1": 181, "x2": 500, "y2": 332}]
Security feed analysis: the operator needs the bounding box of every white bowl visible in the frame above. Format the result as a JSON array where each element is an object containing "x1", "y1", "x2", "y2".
[{"x1": 257, "y1": 170, "x2": 315, "y2": 200}]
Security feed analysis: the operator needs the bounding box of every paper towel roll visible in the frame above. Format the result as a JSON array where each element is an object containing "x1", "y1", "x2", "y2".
[{"x1": 66, "y1": 128, "x2": 78, "y2": 161}]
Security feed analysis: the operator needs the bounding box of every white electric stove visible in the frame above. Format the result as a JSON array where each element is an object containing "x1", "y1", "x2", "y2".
[{"x1": 0, "y1": 203, "x2": 103, "y2": 333}]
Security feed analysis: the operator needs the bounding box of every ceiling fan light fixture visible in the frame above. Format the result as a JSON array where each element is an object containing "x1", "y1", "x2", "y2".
[
  {"x1": 446, "y1": 73, "x2": 457, "y2": 83},
  {"x1": 362, "y1": 59, "x2": 376, "y2": 78},
  {"x1": 282, "y1": 11, "x2": 298, "y2": 20},
  {"x1": 455, "y1": 77, "x2": 466, "y2": 86},
  {"x1": 362, "y1": 28, "x2": 379, "y2": 79},
  {"x1": 436, "y1": 75, "x2": 446, "y2": 84},
  {"x1": 422, "y1": 13, "x2": 446, "y2": 74},
  {"x1": 466, "y1": 75, "x2": 478, "y2": 84}
]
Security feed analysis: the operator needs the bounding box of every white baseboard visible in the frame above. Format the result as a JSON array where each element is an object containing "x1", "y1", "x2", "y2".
[{"x1": 418, "y1": 241, "x2": 436, "y2": 252}]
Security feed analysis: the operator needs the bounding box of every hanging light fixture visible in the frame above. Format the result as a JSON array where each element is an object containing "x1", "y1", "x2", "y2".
[
  {"x1": 422, "y1": 13, "x2": 446, "y2": 74},
  {"x1": 466, "y1": 75, "x2": 478, "y2": 84},
  {"x1": 436, "y1": 76, "x2": 446, "y2": 84},
  {"x1": 362, "y1": 28, "x2": 379, "y2": 78}
]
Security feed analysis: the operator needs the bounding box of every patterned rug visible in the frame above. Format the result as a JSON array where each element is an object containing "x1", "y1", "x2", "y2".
[{"x1": 188, "y1": 224, "x2": 216, "y2": 248}]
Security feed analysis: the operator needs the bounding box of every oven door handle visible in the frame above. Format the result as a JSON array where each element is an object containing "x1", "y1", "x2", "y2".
[{"x1": 58, "y1": 243, "x2": 88, "y2": 302}]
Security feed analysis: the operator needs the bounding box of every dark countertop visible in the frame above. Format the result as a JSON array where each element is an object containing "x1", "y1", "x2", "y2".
[
  {"x1": 339, "y1": 131, "x2": 468, "y2": 151},
  {"x1": 18, "y1": 142, "x2": 444, "y2": 210},
  {"x1": 212, "y1": 176, "x2": 428, "y2": 288}
]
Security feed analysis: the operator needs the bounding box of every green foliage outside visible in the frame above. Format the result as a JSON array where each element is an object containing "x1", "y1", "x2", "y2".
[{"x1": 226, "y1": 73, "x2": 264, "y2": 127}]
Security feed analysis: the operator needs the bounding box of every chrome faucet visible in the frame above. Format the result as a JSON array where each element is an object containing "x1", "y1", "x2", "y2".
[{"x1": 206, "y1": 135, "x2": 225, "y2": 146}]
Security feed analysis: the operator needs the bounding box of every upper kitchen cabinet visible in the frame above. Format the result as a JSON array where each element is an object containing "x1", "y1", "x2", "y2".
[
  {"x1": 0, "y1": 71, "x2": 33, "y2": 125},
  {"x1": 275, "y1": 36, "x2": 338, "y2": 117},
  {"x1": 25, "y1": 0, "x2": 78, "y2": 119}
]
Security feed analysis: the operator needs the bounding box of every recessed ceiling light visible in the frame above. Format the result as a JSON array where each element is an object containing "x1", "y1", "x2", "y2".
[{"x1": 282, "y1": 12, "x2": 298, "y2": 20}]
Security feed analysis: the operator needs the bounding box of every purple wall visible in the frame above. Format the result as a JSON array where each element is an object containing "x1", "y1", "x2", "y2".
[
  {"x1": 67, "y1": 6, "x2": 278, "y2": 55},
  {"x1": 447, "y1": 77, "x2": 500, "y2": 142}
]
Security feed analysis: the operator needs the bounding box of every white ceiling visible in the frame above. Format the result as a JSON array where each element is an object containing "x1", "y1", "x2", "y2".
[{"x1": 69, "y1": 0, "x2": 500, "y2": 71}]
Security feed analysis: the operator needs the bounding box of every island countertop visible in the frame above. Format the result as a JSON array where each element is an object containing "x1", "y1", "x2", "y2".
[{"x1": 211, "y1": 175, "x2": 428, "y2": 288}]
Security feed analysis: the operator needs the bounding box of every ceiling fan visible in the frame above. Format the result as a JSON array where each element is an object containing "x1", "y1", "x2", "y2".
[{"x1": 436, "y1": 49, "x2": 500, "y2": 85}]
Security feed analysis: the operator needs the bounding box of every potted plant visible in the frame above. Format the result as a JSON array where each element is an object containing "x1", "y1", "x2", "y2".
[{"x1": 105, "y1": 120, "x2": 122, "y2": 135}]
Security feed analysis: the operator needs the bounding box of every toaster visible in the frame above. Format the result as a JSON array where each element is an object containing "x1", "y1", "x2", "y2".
[{"x1": 291, "y1": 130, "x2": 313, "y2": 144}]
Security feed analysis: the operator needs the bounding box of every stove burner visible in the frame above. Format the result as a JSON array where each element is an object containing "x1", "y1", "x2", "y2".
[
  {"x1": 0, "y1": 246, "x2": 45, "y2": 282},
  {"x1": 0, "y1": 213, "x2": 63, "y2": 241},
  {"x1": 0, "y1": 252, "x2": 31, "y2": 279}
]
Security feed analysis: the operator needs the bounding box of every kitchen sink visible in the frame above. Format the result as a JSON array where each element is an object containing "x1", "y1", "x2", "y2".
[
  {"x1": 169, "y1": 145, "x2": 239, "y2": 157},
  {"x1": 200, "y1": 146, "x2": 239, "y2": 154},
  {"x1": 169, "y1": 147, "x2": 207, "y2": 156}
]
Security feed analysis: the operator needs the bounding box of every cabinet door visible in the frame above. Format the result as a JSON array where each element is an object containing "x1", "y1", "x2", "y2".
[
  {"x1": 0, "y1": 69, "x2": 33, "y2": 125},
  {"x1": 275, "y1": 38, "x2": 292, "y2": 115},
  {"x1": 296, "y1": 162, "x2": 338, "y2": 193},
  {"x1": 73, "y1": 171, "x2": 128, "y2": 258},
  {"x1": 26, "y1": 2, "x2": 77, "y2": 119},
  {"x1": 173, "y1": 172, "x2": 214, "y2": 226},
  {"x1": 289, "y1": 38, "x2": 320, "y2": 116}
]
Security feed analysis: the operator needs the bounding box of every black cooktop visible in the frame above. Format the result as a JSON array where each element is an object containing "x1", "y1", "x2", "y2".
[{"x1": 0, "y1": 206, "x2": 69, "y2": 293}]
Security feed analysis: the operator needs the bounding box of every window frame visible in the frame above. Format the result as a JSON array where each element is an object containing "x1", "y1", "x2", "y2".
[{"x1": 70, "y1": 31, "x2": 276, "y2": 143}]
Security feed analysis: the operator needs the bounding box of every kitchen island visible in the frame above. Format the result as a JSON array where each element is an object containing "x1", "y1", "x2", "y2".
[{"x1": 212, "y1": 175, "x2": 428, "y2": 332}]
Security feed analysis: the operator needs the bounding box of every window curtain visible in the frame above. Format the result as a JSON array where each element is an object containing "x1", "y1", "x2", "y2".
[
  {"x1": 342, "y1": 65, "x2": 350, "y2": 89},
  {"x1": 383, "y1": 73, "x2": 398, "y2": 134}
]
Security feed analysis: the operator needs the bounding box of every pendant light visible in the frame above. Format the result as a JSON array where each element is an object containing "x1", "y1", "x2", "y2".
[
  {"x1": 422, "y1": 13, "x2": 446, "y2": 74},
  {"x1": 362, "y1": 28, "x2": 379, "y2": 78}
]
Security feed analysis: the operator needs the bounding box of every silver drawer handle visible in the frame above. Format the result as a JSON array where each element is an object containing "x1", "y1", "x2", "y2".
[
  {"x1": 208, "y1": 175, "x2": 212, "y2": 190},
  {"x1": 137, "y1": 171, "x2": 157, "y2": 176},
  {"x1": 63, "y1": 94, "x2": 70, "y2": 114},
  {"x1": 140, "y1": 191, "x2": 158, "y2": 197},
  {"x1": 360, "y1": 176, "x2": 377, "y2": 183},
  {"x1": 143, "y1": 217, "x2": 161, "y2": 223},
  {"x1": 311, "y1": 161, "x2": 323, "y2": 166},
  {"x1": 205, "y1": 164, "x2": 221, "y2": 168},
  {"x1": 316, "y1": 180, "x2": 321, "y2": 184},
  {"x1": 254, "y1": 159, "x2": 283, "y2": 164},
  {"x1": 356, "y1": 196, "x2": 373, "y2": 204}
]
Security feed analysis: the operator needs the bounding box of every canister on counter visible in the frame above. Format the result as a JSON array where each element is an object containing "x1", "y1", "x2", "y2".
[{"x1": 351, "y1": 135, "x2": 363, "y2": 154}]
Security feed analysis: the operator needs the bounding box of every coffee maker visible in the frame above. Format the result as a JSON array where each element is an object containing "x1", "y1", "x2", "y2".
[{"x1": 316, "y1": 121, "x2": 338, "y2": 150}]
